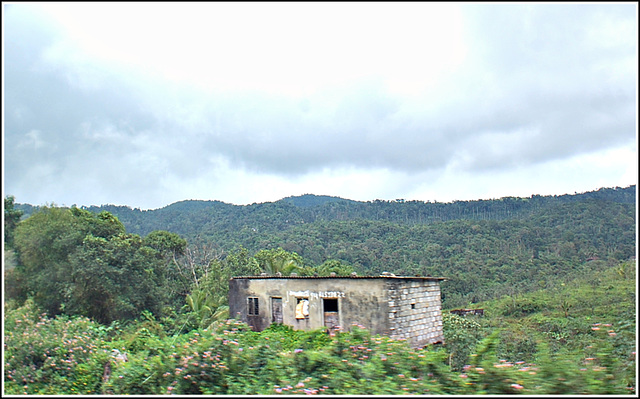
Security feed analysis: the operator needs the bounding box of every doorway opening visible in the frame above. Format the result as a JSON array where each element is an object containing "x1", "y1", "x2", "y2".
[
  {"x1": 323, "y1": 298, "x2": 339, "y2": 329},
  {"x1": 271, "y1": 297, "x2": 283, "y2": 323}
]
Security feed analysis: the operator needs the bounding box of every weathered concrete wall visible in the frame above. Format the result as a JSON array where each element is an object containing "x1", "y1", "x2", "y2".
[
  {"x1": 228, "y1": 276, "x2": 445, "y2": 348},
  {"x1": 229, "y1": 278, "x2": 390, "y2": 335},
  {"x1": 386, "y1": 279, "x2": 444, "y2": 346}
]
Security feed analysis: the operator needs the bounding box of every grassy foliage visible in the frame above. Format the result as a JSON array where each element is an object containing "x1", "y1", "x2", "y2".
[{"x1": 5, "y1": 264, "x2": 635, "y2": 395}]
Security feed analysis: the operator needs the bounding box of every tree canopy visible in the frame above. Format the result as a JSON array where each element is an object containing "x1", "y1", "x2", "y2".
[{"x1": 10, "y1": 206, "x2": 185, "y2": 323}]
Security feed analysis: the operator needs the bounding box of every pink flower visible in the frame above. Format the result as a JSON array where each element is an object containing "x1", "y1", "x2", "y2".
[{"x1": 511, "y1": 383, "x2": 524, "y2": 389}]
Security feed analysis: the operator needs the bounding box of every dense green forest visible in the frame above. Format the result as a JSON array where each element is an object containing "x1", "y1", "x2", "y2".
[
  {"x1": 14, "y1": 185, "x2": 636, "y2": 309},
  {"x1": 4, "y1": 185, "x2": 636, "y2": 394}
]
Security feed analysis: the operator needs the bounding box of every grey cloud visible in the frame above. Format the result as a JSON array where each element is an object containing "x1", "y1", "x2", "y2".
[
  {"x1": 462, "y1": 4, "x2": 636, "y2": 76},
  {"x1": 195, "y1": 5, "x2": 635, "y2": 175},
  {"x1": 3, "y1": 4, "x2": 636, "y2": 207},
  {"x1": 185, "y1": 83, "x2": 449, "y2": 175},
  {"x1": 3, "y1": 7, "x2": 183, "y2": 205},
  {"x1": 415, "y1": 4, "x2": 637, "y2": 172}
]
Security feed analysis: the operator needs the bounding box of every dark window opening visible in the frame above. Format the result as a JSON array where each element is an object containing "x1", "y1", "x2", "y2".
[
  {"x1": 411, "y1": 303, "x2": 416, "y2": 309},
  {"x1": 248, "y1": 297, "x2": 259, "y2": 316},
  {"x1": 324, "y1": 298, "x2": 338, "y2": 312}
]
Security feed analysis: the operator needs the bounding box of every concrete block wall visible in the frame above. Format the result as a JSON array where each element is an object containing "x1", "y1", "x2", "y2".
[{"x1": 387, "y1": 280, "x2": 444, "y2": 347}]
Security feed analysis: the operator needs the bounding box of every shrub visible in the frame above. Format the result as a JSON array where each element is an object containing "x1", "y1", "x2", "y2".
[
  {"x1": 442, "y1": 312, "x2": 486, "y2": 371},
  {"x1": 4, "y1": 298, "x2": 111, "y2": 394}
]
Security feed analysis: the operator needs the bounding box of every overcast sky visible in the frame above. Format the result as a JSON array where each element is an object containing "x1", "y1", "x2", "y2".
[{"x1": 3, "y1": 3, "x2": 638, "y2": 210}]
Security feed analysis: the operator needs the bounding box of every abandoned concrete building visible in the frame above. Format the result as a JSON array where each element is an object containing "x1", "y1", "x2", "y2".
[{"x1": 228, "y1": 274, "x2": 446, "y2": 348}]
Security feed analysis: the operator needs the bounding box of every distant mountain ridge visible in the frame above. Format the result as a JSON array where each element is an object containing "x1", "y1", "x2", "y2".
[
  {"x1": 15, "y1": 185, "x2": 636, "y2": 239},
  {"x1": 279, "y1": 194, "x2": 359, "y2": 207},
  {"x1": 16, "y1": 185, "x2": 636, "y2": 216}
]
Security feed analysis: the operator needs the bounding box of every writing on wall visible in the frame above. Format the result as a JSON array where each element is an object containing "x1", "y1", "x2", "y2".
[{"x1": 288, "y1": 290, "x2": 346, "y2": 299}]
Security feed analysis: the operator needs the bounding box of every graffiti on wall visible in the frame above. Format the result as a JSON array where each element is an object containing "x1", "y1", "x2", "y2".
[{"x1": 287, "y1": 290, "x2": 346, "y2": 299}]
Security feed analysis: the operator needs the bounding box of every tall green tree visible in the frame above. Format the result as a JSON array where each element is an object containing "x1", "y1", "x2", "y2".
[
  {"x1": 254, "y1": 247, "x2": 304, "y2": 275},
  {"x1": 223, "y1": 246, "x2": 261, "y2": 277},
  {"x1": 185, "y1": 271, "x2": 230, "y2": 330},
  {"x1": 13, "y1": 206, "x2": 92, "y2": 314},
  {"x1": 178, "y1": 247, "x2": 259, "y2": 330},
  {"x1": 4, "y1": 195, "x2": 24, "y2": 247},
  {"x1": 12, "y1": 206, "x2": 185, "y2": 323},
  {"x1": 143, "y1": 230, "x2": 187, "y2": 260},
  {"x1": 314, "y1": 259, "x2": 355, "y2": 276},
  {"x1": 67, "y1": 232, "x2": 177, "y2": 323},
  {"x1": 4, "y1": 196, "x2": 25, "y2": 300}
]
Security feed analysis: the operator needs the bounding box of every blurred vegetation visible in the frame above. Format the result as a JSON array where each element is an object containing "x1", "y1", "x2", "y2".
[{"x1": 5, "y1": 263, "x2": 635, "y2": 394}]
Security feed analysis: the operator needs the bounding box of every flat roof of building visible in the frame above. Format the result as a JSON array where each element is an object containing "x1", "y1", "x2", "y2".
[{"x1": 231, "y1": 275, "x2": 446, "y2": 281}]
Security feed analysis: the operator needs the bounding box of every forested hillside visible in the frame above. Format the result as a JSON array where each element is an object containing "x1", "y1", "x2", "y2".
[
  {"x1": 15, "y1": 185, "x2": 636, "y2": 237},
  {"x1": 14, "y1": 185, "x2": 636, "y2": 309}
]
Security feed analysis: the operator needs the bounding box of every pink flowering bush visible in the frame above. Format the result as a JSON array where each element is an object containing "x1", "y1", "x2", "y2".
[
  {"x1": 5, "y1": 300, "x2": 634, "y2": 395},
  {"x1": 4, "y1": 298, "x2": 111, "y2": 394},
  {"x1": 457, "y1": 329, "x2": 634, "y2": 395}
]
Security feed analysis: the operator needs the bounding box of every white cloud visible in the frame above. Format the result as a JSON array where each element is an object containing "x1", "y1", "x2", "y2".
[
  {"x1": 407, "y1": 142, "x2": 638, "y2": 203},
  {"x1": 3, "y1": 3, "x2": 637, "y2": 209},
  {"x1": 34, "y1": 3, "x2": 468, "y2": 97},
  {"x1": 18, "y1": 130, "x2": 46, "y2": 150}
]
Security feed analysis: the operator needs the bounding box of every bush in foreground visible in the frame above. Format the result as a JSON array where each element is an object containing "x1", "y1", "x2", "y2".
[{"x1": 4, "y1": 300, "x2": 635, "y2": 395}]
